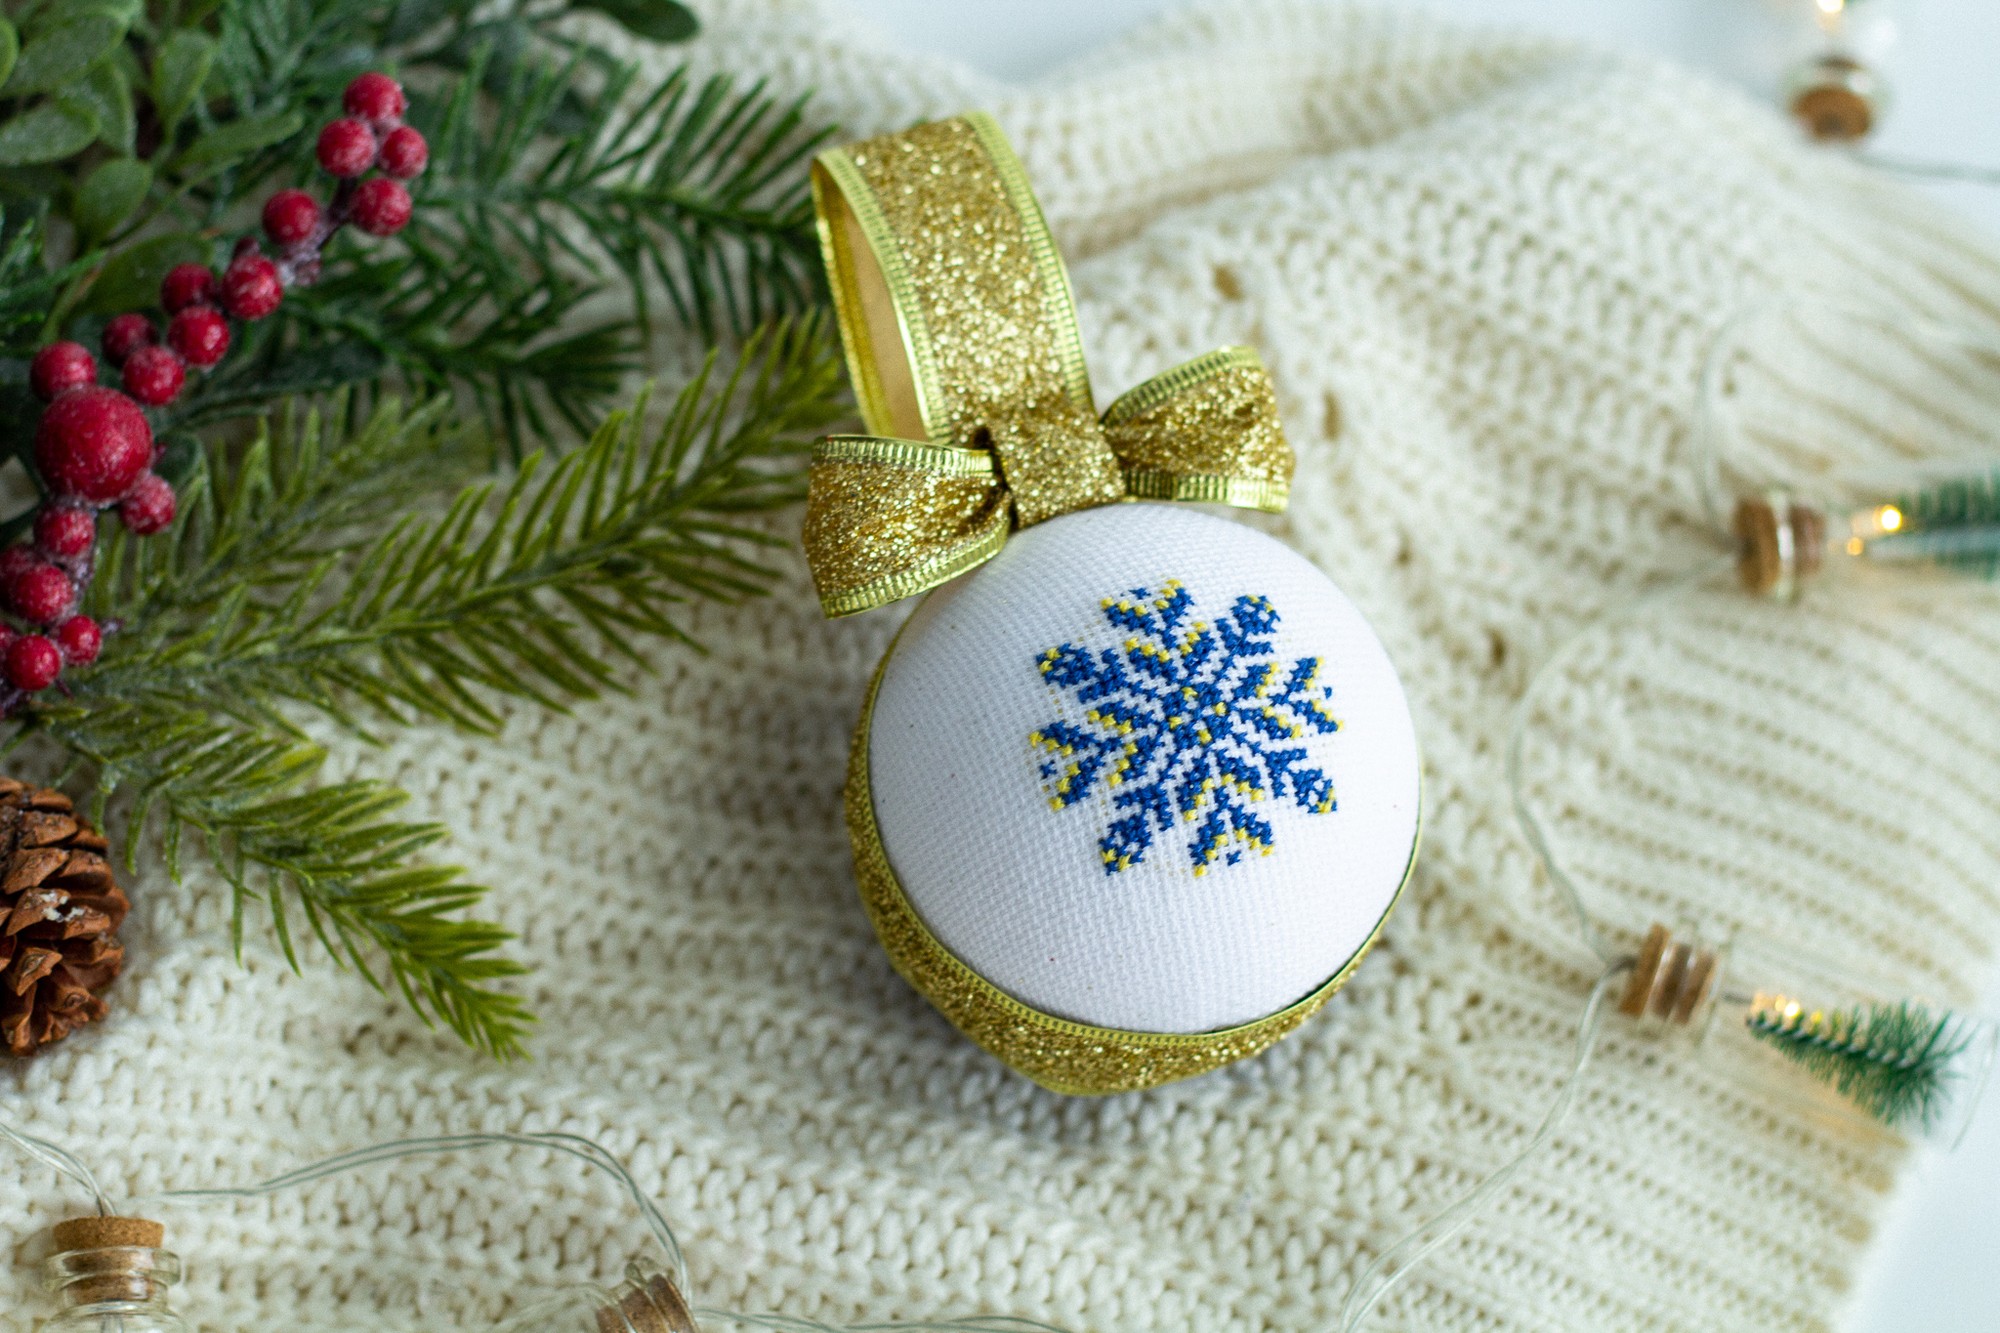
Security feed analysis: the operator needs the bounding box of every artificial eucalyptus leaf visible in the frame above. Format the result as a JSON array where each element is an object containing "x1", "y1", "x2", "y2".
[
  {"x1": 150, "y1": 29, "x2": 215, "y2": 132},
  {"x1": 383, "y1": 0, "x2": 458, "y2": 45},
  {"x1": 73, "y1": 156, "x2": 150, "y2": 242},
  {"x1": 0, "y1": 102, "x2": 98, "y2": 167},
  {"x1": 572, "y1": 0, "x2": 699, "y2": 43},
  {"x1": 80, "y1": 230, "x2": 206, "y2": 314},
  {"x1": 178, "y1": 109, "x2": 304, "y2": 170},
  {"x1": 0, "y1": 20, "x2": 18, "y2": 93},
  {"x1": 2, "y1": 11, "x2": 126, "y2": 96},
  {"x1": 77, "y1": 58, "x2": 136, "y2": 154}
]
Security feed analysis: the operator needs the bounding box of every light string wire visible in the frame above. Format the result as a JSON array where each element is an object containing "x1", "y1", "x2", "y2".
[
  {"x1": 0, "y1": 563, "x2": 1755, "y2": 1333},
  {"x1": 0, "y1": 1115, "x2": 1071, "y2": 1331},
  {"x1": 1335, "y1": 964, "x2": 1627, "y2": 1332},
  {"x1": 0, "y1": 367, "x2": 1974, "y2": 1328},
  {"x1": 0, "y1": 1116, "x2": 110, "y2": 1217},
  {"x1": 144, "y1": 1131, "x2": 689, "y2": 1294},
  {"x1": 1334, "y1": 554, "x2": 1735, "y2": 1331}
]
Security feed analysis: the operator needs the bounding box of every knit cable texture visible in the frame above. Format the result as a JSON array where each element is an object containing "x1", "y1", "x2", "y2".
[{"x1": 4, "y1": 3, "x2": 1998, "y2": 1329}]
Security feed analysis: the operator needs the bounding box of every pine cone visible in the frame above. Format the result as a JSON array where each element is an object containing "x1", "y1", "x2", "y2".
[{"x1": 0, "y1": 779, "x2": 125, "y2": 1056}]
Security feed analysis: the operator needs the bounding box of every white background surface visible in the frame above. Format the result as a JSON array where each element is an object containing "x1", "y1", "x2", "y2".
[{"x1": 842, "y1": 2, "x2": 2000, "y2": 1329}]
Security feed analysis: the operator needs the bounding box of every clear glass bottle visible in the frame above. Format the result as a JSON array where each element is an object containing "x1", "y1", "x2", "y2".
[
  {"x1": 40, "y1": 1218, "x2": 192, "y2": 1333},
  {"x1": 1619, "y1": 922, "x2": 1997, "y2": 1147},
  {"x1": 495, "y1": 1261, "x2": 700, "y2": 1332}
]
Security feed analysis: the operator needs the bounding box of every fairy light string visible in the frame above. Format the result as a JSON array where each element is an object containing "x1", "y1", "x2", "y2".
[{"x1": 4, "y1": 345, "x2": 1997, "y2": 1330}]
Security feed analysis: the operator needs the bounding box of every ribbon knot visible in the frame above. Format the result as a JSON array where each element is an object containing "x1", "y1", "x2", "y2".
[{"x1": 802, "y1": 113, "x2": 1295, "y2": 618}]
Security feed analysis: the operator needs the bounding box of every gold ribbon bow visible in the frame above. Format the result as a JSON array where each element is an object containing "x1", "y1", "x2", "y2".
[{"x1": 802, "y1": 113, "x2": 1295, "y2": 617}]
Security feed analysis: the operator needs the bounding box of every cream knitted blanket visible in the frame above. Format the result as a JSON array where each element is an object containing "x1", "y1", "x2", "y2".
[{"x1": 6, "y1": 3, "x2": 2000, "y2": 1330}]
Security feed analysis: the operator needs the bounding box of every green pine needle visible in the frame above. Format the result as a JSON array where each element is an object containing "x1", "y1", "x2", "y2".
[
  {"x1": 8, "y1": 319, "x2": 846, "y2": 1055},
  {"x1": 77, "y1": 316, "x2": 844, "y2": 736},
  {"x1": 1745, "y1": 996, "x2": 1975, "y2": 1131},
  {"x1": 28, "y1": 697, "x2": 533, "y2": 1059}
]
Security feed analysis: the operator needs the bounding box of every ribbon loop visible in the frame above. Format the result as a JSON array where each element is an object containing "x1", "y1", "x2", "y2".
[{"x1": 804, "y1": 113, "x2": 1297, "y2": 618}]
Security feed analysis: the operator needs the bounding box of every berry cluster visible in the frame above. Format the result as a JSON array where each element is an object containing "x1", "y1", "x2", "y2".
[{"x1": 8, "y1": 74, "x2": 424, "y2": 706}]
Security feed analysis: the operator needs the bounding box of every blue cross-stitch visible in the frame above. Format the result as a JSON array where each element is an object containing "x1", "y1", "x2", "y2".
[{"x1": 1030, "y1": 581, "x2": 1340, "y2": 875}]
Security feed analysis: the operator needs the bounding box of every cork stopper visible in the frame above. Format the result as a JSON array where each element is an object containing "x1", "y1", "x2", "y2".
[
  {"x1": 52, "y1": 1216, "x2": 165, "y2": 1252},
  {"x1": 595, "y1": 1270, "x2": 700, "y2": 1333},
  {"x1": 1789, "y1": 56, "x2": 1877, "y2": 142},
  {"x1": 1734, "y1": 493, "x2": 1825, "y2": 598},
  {"x1": 1618, "y1": 923, "x2": 1720, "y2": 1026}
]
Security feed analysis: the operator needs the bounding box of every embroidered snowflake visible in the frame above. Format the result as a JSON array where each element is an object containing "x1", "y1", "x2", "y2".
[{"x1": 1030, "y1": 581, "x2": 1340, "y2": 875}]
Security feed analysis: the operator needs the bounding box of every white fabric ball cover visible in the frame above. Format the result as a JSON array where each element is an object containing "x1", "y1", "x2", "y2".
[{"x1": 869, "y1": 503, "x2": 1420, "y2": 1034}]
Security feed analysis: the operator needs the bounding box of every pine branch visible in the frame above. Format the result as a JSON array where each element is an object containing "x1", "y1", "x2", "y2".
[
  {"x1": 71, "y1": 318, "x2": 843, "y2": 737},
  {"x1": 26, "y1": 697, "x2": 531, "y2": 1058},
  {"x1": 413, "y1": 56, "x2": 831, "y2": 340},
  {"x1": 1746, "y1": 996, "x2": 1975, "y2": 1130}
]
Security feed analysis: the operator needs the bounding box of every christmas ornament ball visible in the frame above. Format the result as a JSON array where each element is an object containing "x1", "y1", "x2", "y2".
[{"x1": 856, "y1": 502, "x2": 1420, "y2": 1088}]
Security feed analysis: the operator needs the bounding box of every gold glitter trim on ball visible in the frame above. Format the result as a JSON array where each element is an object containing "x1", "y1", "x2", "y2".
[{"x1": 844, "y1": 631, "x2": 1417, "y2": 1096}]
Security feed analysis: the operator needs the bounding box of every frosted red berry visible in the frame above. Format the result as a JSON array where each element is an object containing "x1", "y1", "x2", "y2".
[
  {"x1": 317, "y1": 118, "x2": 378, "y2": 177},
  {"x1": 119, "y1": 473, "x2": 177, "y2": 535},
  {"x1": 222, "y1": 255, "x2": 284, "y2": 320},
  {"x1": 100, "y1": 314, "x2": 156, "y2": 367},
  {"x1": 122, "y1": 344, "x2": 187, "y2": 406},
  {"x1": 54, "y1": 616, "x2": 101, "y2": 667},
  {"x1": 161, "y1": 263, "x2": 219, "y2": 314},
  {"x1": 263, "y1": 189, "x2": 322, "y2": 246},
  {"x1": 34, "y1": 506, "x2": 95, "y2": 561},
  {"x1": 167, "y1": 307, "x2": 230, "y2": 368},
  {"x1": 29, "y1": 343, "x2": 96, "y2": 401},
  {"x1": 35, "y1": 387, "x2": 154, "y2": 503},
  {"x1": 378, "y1": 126, "x2": 428, "y2": 179},
  {"x1": 343, "y1": 72, "x2": 406, "y2": 124},
  {"x1": 0, "y1": 549, "x2": 34, "y2": 588},
  {"x1": 5, "y1": 635, "x2": 61, "y2": 692},
  {"x1": 349, "y1": 178, "x2": 413, "y2": 237},
  {"x1": 9, "y1": 562, "x2": 74, "y2": 626}
]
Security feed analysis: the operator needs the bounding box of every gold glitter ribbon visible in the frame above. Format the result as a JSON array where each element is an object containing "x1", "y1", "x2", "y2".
[{"x1": 803, "y1": 113, "x2": 1294, "y2": 618}]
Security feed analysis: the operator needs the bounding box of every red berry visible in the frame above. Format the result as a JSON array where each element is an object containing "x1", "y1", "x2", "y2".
[
  {"x1": 122, "y1": 344, "x2": 187, "y2": 406},
  {"x1": 316, "y1": 118, "x2": 377, "y2": 177},
  {"x1": 343, "y1": 72, "x2": 406, "y2": 124},
  {"x1": 120, "y1": 473, "x2": 177, "y2": 535},
  {"x1": 263, "y1": 189, "x2": 322, "y2": 246},
  {"x1": 378, "y1": 125, "x2": 428, "y2": 179},
  {"x1": 54, "y1": 615, "x2": 101, "y2": 667},
  {"x1": 100, "y1": 313, "x2": 156, "y2": 367},
  {"x1": 222, "y1": 255, "x2": 284, "y2": 320},
  {"x1": 34, "y1": 387, "x2": 153, "y2": 503},
  {"x1": 8, "y1": 562, "x2": 74, "y2": 625},
  {"x1": 5, "y1": 635, "x2": 61, "y2": 692},
  {"x1": 167, "y1": 306, "x2": 230, "y2": 368},
  {"x1": 160, "y1": 263, "x2": 219, "y2": 314},
  {"x1": 0, "y1": 548, "x2": 34, "y2": 587},
  {"x1": 349, "y1": 177, "x2": 413, "y2": 237},
  {"x1": 34, "y1": 505, "x2": 95, "y2": 560},
  {"x1": 29, "y1": 343, "x2": 96, "y2": 401}
]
